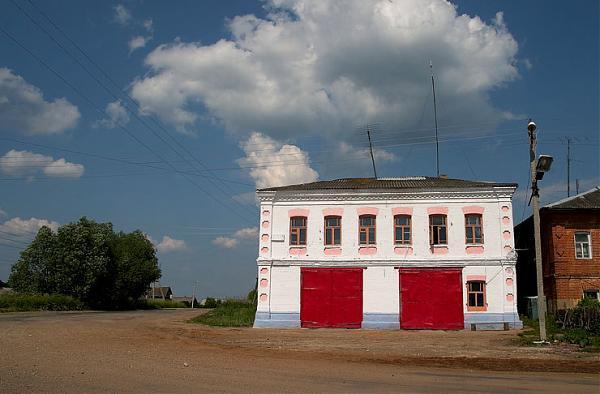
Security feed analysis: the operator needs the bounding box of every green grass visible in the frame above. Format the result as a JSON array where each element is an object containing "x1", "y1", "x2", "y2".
[
  {"x1": 188, "y1": 300, "x2": 256, "y2": 327},
  {"x1": 519, "y1": 316, "x2": 600, "y2": 352},
  {"x1": 142, "y1": 299, "x2": 187, "y2": 309},
  {"x1": 0, "y1": 293, "x2": 85, "y2": 313}
]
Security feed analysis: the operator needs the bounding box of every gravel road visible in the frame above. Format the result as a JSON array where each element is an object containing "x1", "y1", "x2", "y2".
[{"x1": 0, "y1": 309, "x2": 598, "y2": 393}]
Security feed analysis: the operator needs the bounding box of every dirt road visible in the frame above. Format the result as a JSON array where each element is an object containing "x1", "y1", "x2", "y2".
[{"x1": 1, "y1": 310, "x2": 598, "y2": 393}]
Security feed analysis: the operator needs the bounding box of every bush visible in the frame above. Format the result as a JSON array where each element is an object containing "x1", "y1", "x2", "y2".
[
  {"x1": 142, "y1": 299, "x2": 187, "y2": 309},
  {"x1": 0, "y1": 293, "x2": 85, "y2": 312},
  {"x1": 189, "y1": 300, "x2": 256, "y2": 327},
  {"x1": 560, "y1": 298, "x2": 600, "y2": 335},
  {"x1": 202, "y1": 297, "x2": 222, "y2": 308}
]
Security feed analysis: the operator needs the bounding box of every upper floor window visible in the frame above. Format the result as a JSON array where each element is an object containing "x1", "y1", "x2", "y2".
[
  {"x1": 290, "y1": 216, "x2": 307, "y2": 246},
  {"x1": 465, "y1": 214, "x2": 483, "y2": 244},
  {"x1": 583, "y1": 289, "x2": 599, "y2": 301},
  {"x1": 429, "y1": 215, "x2": 447, "y2": 245},
  {"x1": 575, "y1": 232, "x2": 591, "y2": 259},
  {"x1": 359, "y1": 215, "x2": 376, "y2": 245},
  {"x1": 324, "y1": 216, "x2": 341, "y2": 246},
  {"x1": 394, "y1": 215, "x2": 411, "y2": 245},
  {"x1": 467, "y1": 281, "x2": 486, "y2": 310}
]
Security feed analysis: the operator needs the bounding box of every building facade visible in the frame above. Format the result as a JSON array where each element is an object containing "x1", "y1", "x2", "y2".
[
  {"x1": 254, "y1": 177, "x2": 522, "y2": 330},
  {"x1": 516, "y1": 187, "x2": 600, "y2": 314}
]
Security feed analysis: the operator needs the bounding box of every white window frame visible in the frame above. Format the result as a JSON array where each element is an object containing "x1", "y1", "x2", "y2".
[
  {"x1": 583, "y1": 289, "x2": 599, "y2": 301},
  {"x1": 574, "y1": 231, "x2": 592, "y2": 259}
]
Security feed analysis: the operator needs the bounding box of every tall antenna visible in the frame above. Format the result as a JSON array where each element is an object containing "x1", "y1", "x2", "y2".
[
  {"x1": 576, "y1": 178, "x2": 580, "y2": 194},
  {"x1": 566, "y1": 137, "x2": 571, "y2": 197},
  {"x1": 366, "y1": 124, "x2": 378, "y2": 178},
  {"x1": 430, "y1": 61, "x2": 440, "y2": 176}
]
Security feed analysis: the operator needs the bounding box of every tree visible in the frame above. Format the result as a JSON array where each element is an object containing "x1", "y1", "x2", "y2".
[{"x1": 8, "y1": 217, "x2": 161, "y2": 309}]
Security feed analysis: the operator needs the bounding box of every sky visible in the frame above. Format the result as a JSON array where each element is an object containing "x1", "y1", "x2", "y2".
[{"x1": 0, "y1": 0, "x2": 598, "y2": 298}]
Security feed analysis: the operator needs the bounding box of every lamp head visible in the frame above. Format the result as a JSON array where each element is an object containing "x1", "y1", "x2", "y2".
[
  {"x1": 536, "y1": 155, "x2": 553, "y2": 172},
  {"x1": 527, "y1": 120, "x2": 537, "y2": 133}
]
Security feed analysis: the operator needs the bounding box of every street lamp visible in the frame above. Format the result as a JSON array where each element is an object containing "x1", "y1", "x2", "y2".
[{"x1": 528, "y1": 119, "x2": 553, "y2": 343}]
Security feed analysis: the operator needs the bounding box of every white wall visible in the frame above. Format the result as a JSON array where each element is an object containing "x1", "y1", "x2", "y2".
[{"x1": 363, "y1": 266, "x2": 399, "y2": 314}]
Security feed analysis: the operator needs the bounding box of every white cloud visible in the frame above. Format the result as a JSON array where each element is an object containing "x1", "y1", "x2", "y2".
[
  {"x1": 128, "y1": 35, "x2": 152, "y2": 54},
  {"x1": 113, "y1": 4, "x2": 131, "y2": 26},
  {"x1": 212, "y1": 236, "x2": 239, "y2": 249},
  {"x1": 131, "y1": 0, "x2": 519, "y2": 138},
  {"x1": 0, "y1": 68, "x2": 80, "y2": 135},
  {"x1": 156, "y1": 235, "x2": 187, "y2": 253},
  {"x1": 238, "y1": 132, "x2": 318, "y2": 189},
  {"x1": 0, "y1": 217, "x2": 60, "y2": 237},
  {"x1": 95, "y1": 99, "x2": 130, "y2": 128},
  {"x1": 143, "y1": 19, "x2": 154, "y2": 33},
  {"x1": 234, "y1": 227, "x2": 259, "y2": 239},
  {"x1": 0, "y1": 150, "x2": 84, "y2": 178},
  {"x1": 0, "y1": 208, "x2": 6, "y2": 218},
  {"x1": 337, "y1": 141, "x2": 397, "y2": 163}
]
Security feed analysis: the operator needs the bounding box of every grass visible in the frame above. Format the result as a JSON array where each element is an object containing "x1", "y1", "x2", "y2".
[
  {"x1": 142, "y1": 299, "x2": 187, "y2": 309},
  {"x1": 0, "y1": 293, "x2": 85, "y2": 313},
  {"x1": 189, "y1": 300, "x2": 256, "y2": 327},
  {"x1": 519, "y1": 316, "x2": 600, "y2": 352}
]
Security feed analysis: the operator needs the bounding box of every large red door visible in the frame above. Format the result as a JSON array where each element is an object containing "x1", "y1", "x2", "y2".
[
  {"x1": 301, "y1": 268, "x2": 363, "y2": 328},
  {"x1": 400, "y1": 268, "x2": 463, "y2": 330}
]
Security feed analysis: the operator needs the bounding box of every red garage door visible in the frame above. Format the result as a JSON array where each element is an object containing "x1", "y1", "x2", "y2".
[
  {"x1": 301, "y1": 268, "x2": 363, "y2": 328},
  {"x1": 400, "y1": 268, "x2": 463, "y2": 330}
]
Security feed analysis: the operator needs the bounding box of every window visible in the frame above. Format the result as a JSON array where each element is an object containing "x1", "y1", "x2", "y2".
[
  {"x1": 359, "y1": 215, "x2": 376, "y2": 245},
  {"x1": 467, "y1": 281, "x2": 486, "y2": 310},
  {"x1": 575, "y1": 232, "x2": 591, "y2": 259},
  {"x1": 394, "y1": 215, "x2": 411, "y2": 245},
  {"x1": 324, "y1": 216, "x2": 341, "y2": 246},
  {"x1": 465, "y1": 214, "x2": 483, "y2": 244},
  {"x1": 429, "y1": 215, "x2": 447, "y2": 245},
  {"x1": 583, "y1": 290, "x2": 599, "y2": 301},
  {"x1": 290, "y1": 216, "x2": 307, "y2": 246}
]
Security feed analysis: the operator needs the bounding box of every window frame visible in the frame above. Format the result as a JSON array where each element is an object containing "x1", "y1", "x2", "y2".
[
  {"x1": 465, "y1": 213, "x2": 484, "y2": 245},
  {"x1": 583, "y1": 289, "x2": 600, "y2": 301},
  {"x1": 574, "y1": 231, "x2": 592, "y2": 259},
  {"x1": 358, "y1": 214, "x2": 376, "y2": 245},
  {"x1": 394, "y1": 214, "x2": 412, "y2": 245},
  {"x1": 466, "y1": 280, "x2": 487, "y2": 311},
  {"x1": 324, "y1": 215, "x2": 342, "y2": 246},
  {"x1": 429, "y1": 214, "x2": 448, "y2": 246},
  {"x1": 289, "y1": 216, "x2": 307, "y2": 246}
]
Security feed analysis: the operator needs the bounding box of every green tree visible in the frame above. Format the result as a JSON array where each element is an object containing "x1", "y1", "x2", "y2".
[{"x1": 8, "y1": 217, "x2": 161, "y2": 309}]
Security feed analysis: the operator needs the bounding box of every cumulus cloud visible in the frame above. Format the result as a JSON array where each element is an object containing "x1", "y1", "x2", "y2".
[
  {"x1": 95, "y1": 99, "x2": 130, "y2": 128},
  {"x1": 0, "y1": 217, "x2": 60, "y2": 236},
  {"x1": 113, "y1": 4, "x2": 131, "y2": 26},
  {"x1": 0, "y1": 68, "x2": 80, "y2": 135},
  {"x1": 238, "y1": 132, "x2": 318, "y2": 189},
  {"x1": 212, "y1": 226, "x2": 259, "y2": 249},
  {"x1": 0, "y1": 150, "x2": 84, "y2": 178},
  {"x1": 212, "y1": 236, "x2": 239, "y2": 249},
  {"x1": 128, "y1": 35, "x2": 152, "y2": 54},
  {"x1": 155, "y1": 235, "x2": 187, "y2": 253},
  {"x1": 131, "y1": 0, "x2": 519, "y2": 138}
]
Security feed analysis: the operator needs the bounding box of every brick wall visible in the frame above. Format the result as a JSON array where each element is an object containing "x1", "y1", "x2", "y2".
[{"x1": 542, "y1": 210, "x2": 600, "y2": 311}]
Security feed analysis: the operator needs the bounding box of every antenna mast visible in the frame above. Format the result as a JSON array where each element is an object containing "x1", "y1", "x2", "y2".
[
  {"x1": 567, "y1": 137, "x2": 571, "y2": 197},
  {"x1": 366, "y1": 124, "x2": 378, "y2": 178},
  {"x1": 430, "y1": 61, "x2": 440, "y2": 177}
]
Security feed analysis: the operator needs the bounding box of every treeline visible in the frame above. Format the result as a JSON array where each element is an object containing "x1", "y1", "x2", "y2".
[{"x1": 8, "y1": 217, "x2": 160, "y2": 309}]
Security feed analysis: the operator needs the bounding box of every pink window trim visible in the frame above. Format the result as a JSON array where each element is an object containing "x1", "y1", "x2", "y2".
[
  {"x1": 394, "y1": 246, "x2": 413, "y2": 255},
  {"x1": 322, "y1": 207, "x2": 343, "y2": 216},
  {"x1": 288, "y1": 208, "x2": 310, "y2": 217},
  {"x1": 466, "y1": 245, "x2": 484, "y2": 254},
  {"x1": 289, "y1": 247, "x2": 307, "y2": 255},
  {"x1": 392, "y1": 207, "x2": 413, "y2": 216},
  {"x1": 358, "y1": 246, "x2": 377, "y2": 255},
  {"x1": 431, "y1": 245, "x2": 448, "y2": 254},
  {"x1": 467, "y1": 275, "x2": 486, "y2": 281},
  {"x1": 357, "y1": 207, "x2": 379, "y2": 216},
  {"x1": 462, "y1": 205, "x2": 484, "y2": 215},
  {"x1": 324, "y1": 247, "x2": 342, "y2": 256},
  {"x1": 427, "y1": 206, "x2": 448, "y2": 215}
]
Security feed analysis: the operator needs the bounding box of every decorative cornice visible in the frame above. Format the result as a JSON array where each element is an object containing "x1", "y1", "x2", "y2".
[
  {"x1": 257, "y1": 258, "x2": 516, "y2": 267},
  {"x1": 257, "y1": 187, "x2": 516, "y2": 203}
]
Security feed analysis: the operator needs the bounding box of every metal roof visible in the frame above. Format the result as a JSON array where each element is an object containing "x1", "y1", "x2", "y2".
[
  {"x1": 544, "y1": 187, "x2": 600, "y2": 210},
  {"x1": 257, "y1": 177, "x2": 517, "y2": 192}
]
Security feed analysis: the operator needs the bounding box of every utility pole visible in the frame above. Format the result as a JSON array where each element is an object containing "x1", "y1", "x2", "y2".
[
  {"x1": 528, "y1": 119, "x2": 547, "y2": 342},
  {"x1": 567, "y1": 137, "x2": 571, "y2": 197},
  {"x1": 576, "y1": 179, "x2": 580, "y2": 194},
  {"x1": 366, "y1": 124, "x2": 378, "y2": 179},
  {"x1": 430, "y1": 61, "x2": 440, "y2": 177},
  {"x1": 191, "y1": 280, "x2": 198, "y2": 309}
]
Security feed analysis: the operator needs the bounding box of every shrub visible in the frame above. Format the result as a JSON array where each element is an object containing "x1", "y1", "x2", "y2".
[
  {"x1": 0, "y1": 293, "x2": 85, "y2": 312},
  {"x1": 560, "y1": 298, "x2": 600, "y2": 335},
  {"x1": 202, "y1": 297, "x2": 222, "y2": 308},
  {"x1": 142, "y1": 299, "x2": 187, "y2": 309}
]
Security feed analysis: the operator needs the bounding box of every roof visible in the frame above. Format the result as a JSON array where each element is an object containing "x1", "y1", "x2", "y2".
[
  {"x1": 544, "y1": 187, "x2": 600, "y2": 210},
  {"x1": 257, "y1": 177, "x2": 517, "y2": 192},
  {"x1": 148, "y1": 287, "x2": 172, "y2": 298}
]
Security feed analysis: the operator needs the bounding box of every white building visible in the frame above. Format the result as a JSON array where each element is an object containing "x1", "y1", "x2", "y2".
[{"x1": 254, "y1": 177, "x2": 522, "y2": 330}]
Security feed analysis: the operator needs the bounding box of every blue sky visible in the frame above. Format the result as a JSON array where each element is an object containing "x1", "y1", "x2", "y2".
[{"x1": 0, "y1": 0, "x2": 598, "y2": 297}]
